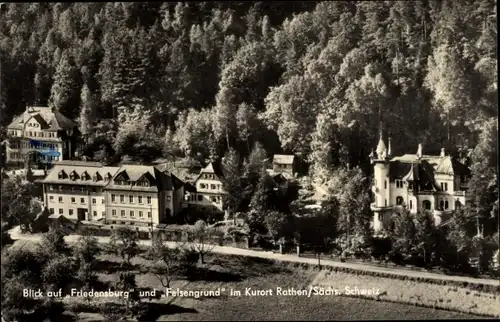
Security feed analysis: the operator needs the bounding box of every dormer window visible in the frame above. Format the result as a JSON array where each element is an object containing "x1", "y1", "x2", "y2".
[
  {"x1": 93, "y1": 172, "x2": 102, "y2": 182},
  {"x1": 137, "y1": 181, "x2": 149, "y2": 187},
  {"x1": 58, "y1": 170, "x2": 67, "y2": 179},
  {"x1": 69, "y1": 170, "x2": 79, "y2": 181},
  {"x1": 81, "y1": 171, "x2": 90, "y2": 181},
  {"x1": 105, "y1": 173, "x2": 112, "y2": 182}
]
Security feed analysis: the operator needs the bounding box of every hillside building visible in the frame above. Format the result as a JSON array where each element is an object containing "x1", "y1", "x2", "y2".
[
  {"x1": 4, "y1": 106, "x2": 78, "y2": 168},
  {"x1": 41, "y1": 161, "x2": 184, "y2": 227},
  {"x1": 370, "y1": 133, "x2": 471, "y2": 234},
  {"x1": 184, "y1": 161, "x2": 226, "y2": 214}
]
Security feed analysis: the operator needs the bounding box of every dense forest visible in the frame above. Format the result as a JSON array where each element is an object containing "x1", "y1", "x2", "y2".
[{"x1": 0, "y1": 1, "x2": 497, "y2": 182}]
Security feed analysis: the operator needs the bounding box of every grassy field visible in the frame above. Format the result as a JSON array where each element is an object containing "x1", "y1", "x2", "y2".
[
  {"x1": 7, "y1": 240, "x2": 494, "y2": 321},
  {"x1": 311, "y1": 270, "x2": 500, "y2": 318},
  {"x1": 61, "y1": 252, "x2": 488, "y2": 321}
]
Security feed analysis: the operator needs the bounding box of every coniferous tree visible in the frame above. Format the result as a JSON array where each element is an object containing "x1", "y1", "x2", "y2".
[{"x1": 49, "y1": 50, "x2": 81, "y2": 118}]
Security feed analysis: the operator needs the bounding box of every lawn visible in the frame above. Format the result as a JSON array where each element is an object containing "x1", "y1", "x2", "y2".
[{"x1": 59, "y1": 251, "x2": 488, "y2": 321}]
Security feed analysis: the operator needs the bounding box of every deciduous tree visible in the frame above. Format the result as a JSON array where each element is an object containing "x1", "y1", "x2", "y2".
[{"x1": 109, "y1": 227, "x2": 140, "y2": 268}]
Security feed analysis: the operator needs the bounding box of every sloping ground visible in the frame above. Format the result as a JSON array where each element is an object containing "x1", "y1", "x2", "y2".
[
  {"x1": 67, "y1": 253, "x2": 486, "y2": 321},
  {"x1": 311, "y1": 270, "x2": 500, "y2": 317}
]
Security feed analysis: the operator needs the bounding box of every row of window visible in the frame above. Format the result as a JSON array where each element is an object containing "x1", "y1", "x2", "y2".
[
  {"x1": 186, "y1": 195, "x2": 204, "y2": 202},
  {"x1": 393, "y1": 197, "x2": 456, "y2": 211},
  {"x1": 199, "y1": 183, "x2": 222, "y2": 190},
  {"x1": 49, "y1": 195, "x2": 168, "y2": 205},
  {"x1": 49, "y1": 196, "x2": 105, "y2": 204},
  {"x1": 49, "y1": 208, "x2": 105, "y2": 217},
  {"x1": 185, "y1": 194, "x2": 223, "y2": 203},
  {"x1": 9, "y1": 152, "x2": 59, "y2": 161},
  {"x1": 25, "y1": 131, "x2": 57, "y2": 138},
  {"x1": 386, "y1": 180, "x2": 450, "y2": 191},
  {"x1": 111, "y1": 194, "x2": 159, "y2": 204},
  {"x1": 49, "y1": 185, "x2": 103, "y2": 192},
  {"x1": 111, "y1": 209, "x2": 152, "y2": 218},
  {"x1": 115, "y1": 180, "x2": 150, "y2": 187}
]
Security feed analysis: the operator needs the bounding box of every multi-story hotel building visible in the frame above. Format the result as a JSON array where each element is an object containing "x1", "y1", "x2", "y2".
[
  {"x1": 4, "y1": 106, "x2": 78, "y2": 167},
  {"x1": 184, "y1": 161, "x2": 226, "y2": 214},
  {"x1": 41, "y1": 161, "x2": 184, "y2": 227},
  {"x1": 42, "y1": 161, "x2": 120, "y2": 222},
  {"x1": 370, "y1": 133, "x2": 471, "y2": 234},
  {"x1": 104, "y1": 164, "x2": 184, "y2": 227}
]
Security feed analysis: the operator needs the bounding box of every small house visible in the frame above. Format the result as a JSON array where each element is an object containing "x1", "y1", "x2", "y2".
[{"x1": 272, "y1": 154, "x2": 296, "y2": 176}]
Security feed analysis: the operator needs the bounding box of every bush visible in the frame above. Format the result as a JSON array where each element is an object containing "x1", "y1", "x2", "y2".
[
  {"x1": 32, "y1": 298, "x2": 66, "y2": 320},
  {"x1": 1, "y1": 221, "x2": 13, "y2": 248},
  {"x1": 370, "y1": 237, "x2": 391, "y2": 261},
  {"x1": 335, "y1": 234, "x2": 372, "y2": 259}
]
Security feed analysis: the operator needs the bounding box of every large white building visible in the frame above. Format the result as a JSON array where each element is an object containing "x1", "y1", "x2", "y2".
[
  {"x1": 41, "y1": 161, "x2": 184, "y2": 227},
  {"x1": 370, "y1": 133, "x2": 471, "y2": 234},
  {"x1": 4, "y1": 106, "x2": 78, "y2": 167}
]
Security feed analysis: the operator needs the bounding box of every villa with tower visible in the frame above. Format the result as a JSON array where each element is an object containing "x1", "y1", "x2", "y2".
[{"x1": 369, "y1": 131, "x2": 471, "y2": 235}]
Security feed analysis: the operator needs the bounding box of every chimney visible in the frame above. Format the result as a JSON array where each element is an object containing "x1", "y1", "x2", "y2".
[
  {"x1": 440, "y1": 148, "x2": 445, "y2": 157},
  {"x1": 416, "y1": 144, "x2": 423, "y2": 158}
]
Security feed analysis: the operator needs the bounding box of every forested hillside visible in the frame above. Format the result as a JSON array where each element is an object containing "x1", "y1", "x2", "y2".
[{"x1": 0, "y1": 1, "x2": 497, "y2": 182}]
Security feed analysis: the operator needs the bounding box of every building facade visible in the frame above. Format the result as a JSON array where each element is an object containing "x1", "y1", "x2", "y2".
[
  {"x1": 370, "y1": 134, "x2": 471, "y2": 235},
  {"x1": 4, "y1": 106, "x2": 78, "y2": 167},
  {"x1": 104, "y1": 165, "x2": 184, "y2": 227},
  {"x1": 184, "y1": 162, "x2": 226, "y2": 213},
  {"x1": 41, "y1": 161, "x2": 184, "y2": 227},
  {"x1": 42, "y1": 161, "x2": 120, "y2": 222},
  {"x1": 272, "y1": 154, "x2": 296, "y2": 177}
]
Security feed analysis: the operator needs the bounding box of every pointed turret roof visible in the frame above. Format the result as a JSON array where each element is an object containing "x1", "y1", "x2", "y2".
[{"x1": 376, "y1": 132, "x2": 387, "y2": 158}]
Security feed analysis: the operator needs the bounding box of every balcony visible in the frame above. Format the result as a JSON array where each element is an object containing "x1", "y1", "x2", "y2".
[
  {"x1": 370, "y1": 202, "x2": 392, "y2": 212},
  {"x1": 454, "y1": 191, "x2": 465, "y2": 197},
  {"x1": 371, "y1": 186, "x2": 378, "y2": 193}
]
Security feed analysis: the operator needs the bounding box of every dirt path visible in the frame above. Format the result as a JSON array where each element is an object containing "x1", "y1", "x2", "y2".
[{"x1": 8, "y1": 226, "x2": 499, "y2": 287}]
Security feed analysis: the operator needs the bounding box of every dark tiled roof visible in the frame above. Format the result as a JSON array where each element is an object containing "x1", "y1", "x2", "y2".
[
  {"x1": 389, "y1": 161, "x2": 413, "y2": 180},
  {"x1": 106, "y1": 165, "x2": 173, "y2": 192},
  {"x1": 43, "y1": 163, "x2": 120, "y2": 186},
  {"x1": 389, "y1": 153, "x2": 468, "y2": 192},
  {"x1": 171, "y1": 174, "x2": 184, "y2": 190}
]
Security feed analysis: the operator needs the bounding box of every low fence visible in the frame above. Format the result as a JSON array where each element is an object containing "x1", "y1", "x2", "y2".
[{"x1": 75, "y1": 223, "x2": 249, "y2": 247}]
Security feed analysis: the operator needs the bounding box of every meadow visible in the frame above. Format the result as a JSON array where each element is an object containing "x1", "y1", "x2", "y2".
[{"x1": 58, "y1": 250, "x2": 491, "y2": 321}]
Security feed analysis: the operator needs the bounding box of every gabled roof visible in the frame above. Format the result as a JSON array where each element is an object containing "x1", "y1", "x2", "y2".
[
  {"x1": 273, "y1": 154, "x2": 295, "y2": 165},
  {"x1": 31, "y1": 114, "x2": 49, "y2": 129},
  {"x1": 402, "y1": 163, "x2": 419, "y2": 181},
  {"x1": 202, "y1": 161, "x2": 224, "y2": 176},
  {"x1": 107, "y1": 165, "x2": 173, "y2": 192},
  {"x1": 391, "y1": 154, "x2": 470, "y2": 176},
  {"x1": 388, "y1": 153, "x2": 468, "y2": 192},
  {"x1": 192, "y1": 161, "x2": 224, "y2": 185},
  {"x1": 7, "y1": 106, "x2": 76, "y2": 131}
]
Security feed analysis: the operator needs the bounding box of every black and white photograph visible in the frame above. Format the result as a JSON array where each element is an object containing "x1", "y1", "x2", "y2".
[{"x1": 0, "y1": 1, "x2": 498, "y2": 321}]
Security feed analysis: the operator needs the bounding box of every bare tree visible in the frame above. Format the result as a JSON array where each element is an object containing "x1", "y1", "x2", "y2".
[
  {"x1": 149, "y1": 232, "x2": 197, "y2": 288},
  {"x1": 190, "y1": 220, "x2": 217, "y2": 264}
]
